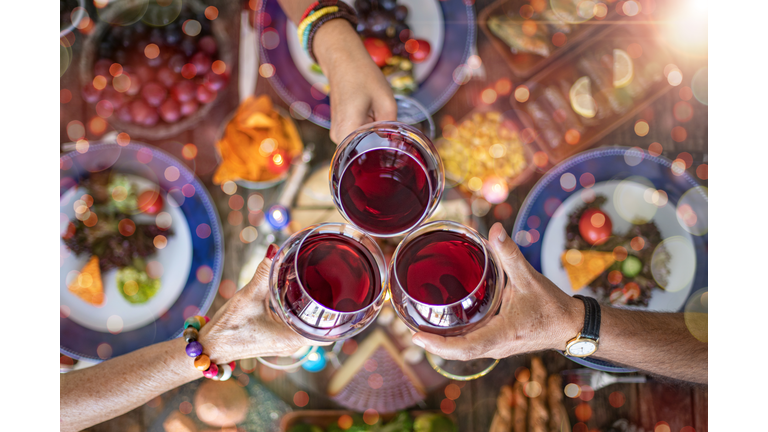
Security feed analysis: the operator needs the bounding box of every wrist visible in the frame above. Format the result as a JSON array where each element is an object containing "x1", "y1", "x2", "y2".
[
  {"x1": 313, "y1": 19, "x2": 366, "y2": 74},
  {"x1": 197, "y1": 325, "x2": 233, "y2": 365},
  {"x1": 550, "y1": 296, "x2": 585, "y2": 350}
]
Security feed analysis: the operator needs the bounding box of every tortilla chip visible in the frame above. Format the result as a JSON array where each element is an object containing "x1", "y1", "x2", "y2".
[
  {"x1": 68, "y1": 256, "x2": 105, "y2": 306},
  {"x1": 561, "y1": 250, "x2": 615, "y2": 291}
]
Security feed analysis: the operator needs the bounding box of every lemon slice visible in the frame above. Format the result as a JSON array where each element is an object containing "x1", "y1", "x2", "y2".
[
  {"x1": 569, "y1": 76, "x2": 596, "y2": 119},
  {"x1": 613, "y1": 49, "x2": 634, "y2": 88}
]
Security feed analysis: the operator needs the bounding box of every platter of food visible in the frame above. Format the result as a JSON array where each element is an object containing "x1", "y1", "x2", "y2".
[
  {"x1": 60, "y1": 143, "x2": 223, "y2": 361},
  {"x1": 258, "y1": 0, "x2": 476, "y2": 128},
  {"x1": 513, "y1": 147, "x2": 708, "y2": 372},
  {"x1": 512, "y1": 23, "x2": 674, "y2": 163}
]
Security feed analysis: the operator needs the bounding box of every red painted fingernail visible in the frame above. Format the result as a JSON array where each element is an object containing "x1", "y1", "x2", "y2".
[{"x1": 266, "y1": 243, "x2": 278, "y2": 259}]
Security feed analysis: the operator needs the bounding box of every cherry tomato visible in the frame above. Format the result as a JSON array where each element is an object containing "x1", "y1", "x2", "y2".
[
  {"x1": 578, "y1": 208, "x2": 612, "y2": 245},
  {"x1": 363, "y1": 38, "x2": 392, "y2": 67},
  {"x1": 411, "y1": 39, "x2": 431, "y2": 63},
  {"x1": 138, "y1": 190, "x2": 164, "y2": 215},
  {"x1": 623, "y1": 282, "x2": 641, "y2": 301}
]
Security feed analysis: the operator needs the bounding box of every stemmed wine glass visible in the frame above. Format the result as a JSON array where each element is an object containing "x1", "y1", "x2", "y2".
[
  {"x1": 329, "y1": 96, "x2": 445, "y2": 237},
  {"x1": 389, "y1": 220, "x2": 505, "y2": 380},
  {"x1": 257, "y1": 223, "x2": 388, "y2": 370}
]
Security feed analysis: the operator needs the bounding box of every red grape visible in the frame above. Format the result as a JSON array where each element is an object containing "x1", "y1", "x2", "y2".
[
  {"x1": 409, "y1": 39, "x2": 431, "y2": 63},
  {"x1": 168, "y1": 53, "x2": 186, "y2": 73},
  {"x1": 198, "y1": 35, "x2": 217, "y2": 55},
  {"x1": 130, "y1": 99, "x2": 153, "y2": 124},
  {"x1": 142, "y1": 106, "x2": 159, "y2": 127},
  {"x1": 101, "y1": 86, "x2": 125, "y2": 109},
  {"x1": 196, "y1": 84, "x2": 217, "y2": 104},
  {"x1": 135, "y1": 65, "x2": 155, "y2": 84},
  {"x1": 203, "y1": 70, "x2": 228, "y2": 91},
  {"x1": 141, "y1": 81, "x2": 167, "y2": 107},
  {"x1": 117, "y1": 104, "x2": 133, "y2": 123},
  {"x1": 190, "y1": 52, "x2": 211, "y2": 75},
  {"x1": 93, "y1": 58, "x2": 112, "y2": 78},
  {"x1": 156, "y1": 67, "x2": 178, "y2": 88},
  {"x1": 171, "y1": 80, "x2": 196, "y2": 102},
  {"x1": 159, "y1": 98, "x2": 181, "y2": 123},
  {"x1": 81, "y1": 83, "x2": 102, "y2": 104},
  {"x1": 126, "y1": 74, "x2": 142, "y2": 96},
  {"x1": 180, "y1": 100, "x2": 199, "y2": 117}
]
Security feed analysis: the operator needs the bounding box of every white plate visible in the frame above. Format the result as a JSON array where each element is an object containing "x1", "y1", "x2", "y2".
[
  {"x1": 60, "y1": 176, "x2": 193, "y2": 333},
  {"x1": 540, "y1": 180, "x2": 696, "y2": 312},
  {"x1": 285, "y1": 0, "x2": 445, "y2": 89}
]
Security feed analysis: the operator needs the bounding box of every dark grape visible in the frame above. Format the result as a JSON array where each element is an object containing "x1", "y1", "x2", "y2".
[
  {"x1": 180, "y1": 37, "x2": 196, "y2": 57},
  {"x1": 355, "y1": 0, "x2": 371, "y2": 14},
  {"x1": 135, "y1": 65, "x2": 155, "y2": 84},
  {"x1": 134, "y1": 21, "x2": 147, "y2": 35},
  {"x1": 196, "y1": 84, "x2": 217, "y2": 104},
  {"x1": 203, "y1": 71, "x2": 227, "y2": 91},
  {"x1": 380, "y1": 0, "x2": 397, "y2": 11},
  {"x1": 198, "y1": 36, "x2": 217, "y2": 55},
  {"x1": 114, "y1": 49, "x2": 128, "y2": 64},
  {"x1": 82, "y1": 83, "x2": 102, "y2": 104},
  {"x1": 93, "y1": 58, "x2": 112, "y2": 78},
  {"x1": 98, "y1": 42, "x2": 113, "y2": 59},
  {"x1": 171, "y1": 80, "x2": 196, "y2": 102},
  {"x1": 159, "y1": 99, "x2": 181, "y2": 123},
  {"x1": 147, "y1": 54, "x2": 163, "y2": 68},
  {"x1": 366, "y1": 11, "x2": 393, "y2": 37},
  {"x1": 149, "y1": 28, "x2": 164, "y2": 46},
  {"x1": 164, "y1": 27, "x2": 183, "y2": 45},
  {"x1": 141, "y1": 81, "x2": 167, "y2": 107},
  {"x1": 394, "y1": 5, "x2": 408, "y2": 21},
  {"x1": 180, "y1": 100, "x2": 199, "y2": 117}
]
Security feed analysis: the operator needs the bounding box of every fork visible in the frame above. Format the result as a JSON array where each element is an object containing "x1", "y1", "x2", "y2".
[{"x1": 562, "y1": 368, "x2": 647, "y2": 391}]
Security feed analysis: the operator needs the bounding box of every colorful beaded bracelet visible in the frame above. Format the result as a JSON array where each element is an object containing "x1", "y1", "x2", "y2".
[
  {"x1": 306, "y1": 10, "x2": 358, "y2": 63},
  {"x1": 296, "y1": 0, "x2": 358, "y2": 61},
  {"x1": 183, "y1": 315, "x2": 235, "y2": 381},
  {"x1": 296, "y1": 6, "x2": 339, "y2": 47}
]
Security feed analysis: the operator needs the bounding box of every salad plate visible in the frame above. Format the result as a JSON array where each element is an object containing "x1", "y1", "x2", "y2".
[
  {"x1": 258, "y1": 0, "x2": 475, "y2": 128},
  {"x1": 60, "y1": 143, "x2": 223, "y2": 361},
  {"x1": 513, "y1": 147, "x2": 707, "y2": 372}
]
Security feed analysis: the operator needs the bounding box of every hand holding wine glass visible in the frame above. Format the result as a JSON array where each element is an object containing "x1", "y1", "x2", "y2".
[
  {"x1": 200, "y1": 248, "x2": 330, "y2": 364},
  {"x1": 410, "y1": 223, "x2": 585, "y2": 361}
]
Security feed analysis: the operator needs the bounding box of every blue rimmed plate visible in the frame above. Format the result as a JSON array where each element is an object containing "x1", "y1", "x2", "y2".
[
  {"x1": 60, "y1": 143, "x2": 223, "y2": 362},
  {"x1": 258, "y1": 0, "x2": 475, "y2": 128},
  {"x1": 513, "y1": 147, "x2": 708, "y2": 372}
]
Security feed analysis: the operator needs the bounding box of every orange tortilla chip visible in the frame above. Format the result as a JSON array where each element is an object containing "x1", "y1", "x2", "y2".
[
  {"x1": 68, "y1": 256, "x2": 105, "y2": 306},
  {"x1": 561, "y1": 250, "x2": 615, "y2": 291}
]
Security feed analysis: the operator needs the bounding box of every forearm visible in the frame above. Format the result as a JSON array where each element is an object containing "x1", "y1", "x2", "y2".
[
  {"x1": 560, "y1": 299, "x2": 707, "y2": 383},
  {"x1": 60, "y1": 338, "x2": 201, "y2": 432}
]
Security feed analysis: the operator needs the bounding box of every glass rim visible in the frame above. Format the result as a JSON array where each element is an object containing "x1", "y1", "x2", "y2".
[
  {"x1": 335, "y1": 145, "x2": 435, "y2": 238},
  {"x1": 273, "y1": 222, "x2": 388, "y2": 316},
  {"x1": 390, "y1": 220, "x2": 492, "y2": 309}
]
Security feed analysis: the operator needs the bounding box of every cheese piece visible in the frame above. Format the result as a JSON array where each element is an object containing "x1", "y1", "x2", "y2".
[
  {"x1": 68, "y1": 256, "x2": 105, "y2": 306},
  {"x1": 561, "y1": 250, "x2": 615, "y2": 291},
  {"x1": 328, "y1": 329, "x2": 425, "y2": 413}
]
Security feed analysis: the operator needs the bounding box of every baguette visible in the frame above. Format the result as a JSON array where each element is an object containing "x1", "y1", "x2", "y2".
[
  {"x1": 513, "y1": 381, "x2": 527, "y2": 432},
  {"x1": 489, "y1": 385, "x2": 514, "y2": 432},
  {"x1": 528, "y1": 356, "x2": 549, "y2": 432},
  {"x1": 547, "y1": 374, "x2": 566, "y2": 432}
]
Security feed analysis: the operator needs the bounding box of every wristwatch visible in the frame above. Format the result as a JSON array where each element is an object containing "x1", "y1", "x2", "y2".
[{"x1": 565, "y1": 295, "x2": 601, "y2": 357}]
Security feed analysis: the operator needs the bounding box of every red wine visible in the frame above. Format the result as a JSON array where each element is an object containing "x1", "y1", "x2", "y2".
[
  {"x1": 339, "y1": 146, "x2": 431, "y2": 235},
  {"x1": 280, "y1": 233, "x2": 381, "y2": 314},
  {"x1": 394, "y1": 231, "x2": 500, "y2": 333}
]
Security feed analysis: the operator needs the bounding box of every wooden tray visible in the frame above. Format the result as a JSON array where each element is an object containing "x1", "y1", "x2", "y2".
[
  {"x1": 478, "y1": 0, "x2": 617, "y2": 80},
  {"x1": 512, "y1": 23, "x2": 674, "y2": 163},
  {"x1": 280, "y1": 410, "x2": 451, "y2": 431}
]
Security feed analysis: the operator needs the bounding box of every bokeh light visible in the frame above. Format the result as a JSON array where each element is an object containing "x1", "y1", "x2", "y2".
[
  {"x1": 182, "y1": 143, "x2": 198, "y2": 159},
  {"x1": 293, "y1": 391, "x2": 308, "y2": 407},
  {"x1": 560, "y1": 173, "x2": 576, "y2": 192},
  {"x1": 144, "y1": 43, "x2": 160, "y2": 60},
  {"x1": 440, "y1": 399, "x2": 456, "y2": 414},
  {"x1": 205, "y1": 6, "x2": 218, "y2": 20},
  {"x1": 218, "y1": 279, "x2": 237, "y2": 299},
  {"x1": 609, "y1": 391, "x2": 625, "y2": 407},
  {"x1": 674, "y1": 101, "x2": 694, "y2": 122},
  {"x1": 634, "y1": 120, "x2": 649, "y2": 136},
  {"x1": 648, "y1": 142, "x2": 662, "y2": 157},
  {"x1": 196, "y1": 265, "x2": 214, "y2": 284},
  {"x1": 182, "y1": 19, "x2": 201, "y2": 36},
  {"x1": 684, "y1": 287, "x2": 708, "y2": 342},
  {"x1": 613, "y1": 176, "x2": 657, "y2": 223},
  {"x1": 514, "y1": 86, "x2": 530, "y2": 103},
  {"x1": 692, "y1": 67, "x2": 708, "y2": 105},
  {"x1": 363, "y1": 409, "x2": 380, "y2": 425},
  {"x1": 240, "y1": 226, "x2": 259, "y2": 243},
  {"x1": 675, "y1": 186, "x2": 708, "y2": 235},
  {"x1": 259, "y1": 63, "x2": 276, "y2": 78},
  {"x1": 575, "y1": 403, "x2": 592, "y2": 421},
  {"x1": 696, "y1": 164, "x2": 707, "y2": 180},
  {"x1": 481, "y1": 88, "x2": 497, "y2": 104},
  {"x1": 533, "y1": 151, "x2": 548, "y2": 168},
  {"x1": 196, "y1": 223, "x2": 211, "y2": 239},
  {"x1": 97, "y1": 342, "x2": 112, "y2": 359},
  {"x1": 564, "y1": 383, "x2": 581, "y2": 398},
  {"x1": 579, "y1": 384, "x2": 594, "y2": 401},
  {"x1": 655, "y1": 422, "x2": 671, "y2": 432},
  {"x1": 623, "y1": 147, "x2": 644, "y2": 166}
]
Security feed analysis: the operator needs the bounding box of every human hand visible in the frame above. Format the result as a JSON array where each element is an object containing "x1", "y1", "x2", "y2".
[
  {"x1": 198, "y1": 245, "x2": 329, "y2": 364},
  {"x1": 411, "y1": 223, "x2": 585, "y2": 361},
  {"x1": 313, "y1": 19, "x2": 397, "y2": 144}
]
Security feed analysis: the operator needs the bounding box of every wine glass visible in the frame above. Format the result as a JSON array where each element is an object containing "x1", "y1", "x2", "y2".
[
  {"x1": 389, "y1": 220, "x2": 506, "y2": 380},
  {"x1": 329, "y1": 97, "x2": 445, "y2": 238}
]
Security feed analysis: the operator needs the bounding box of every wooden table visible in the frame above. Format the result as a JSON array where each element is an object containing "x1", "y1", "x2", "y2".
[{"x1": 60, "y1": 1, "x2": 707, "y2": 430}]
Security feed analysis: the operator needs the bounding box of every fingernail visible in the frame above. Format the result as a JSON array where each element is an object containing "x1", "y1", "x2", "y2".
[
  {"x1": 266, "y1": 244, "x2": 278, "y2": 259},
  {"x1": 412, "y1": 336, "x2": 425, "y2": 348},
  {"x1": 497, "y1": 228, "x2": 507, "y2": 243}
]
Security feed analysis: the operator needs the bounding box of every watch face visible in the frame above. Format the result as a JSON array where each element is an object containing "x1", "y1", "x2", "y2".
[{"x1": 568, "y1": 340, "x2": 597, "y2": 357}]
